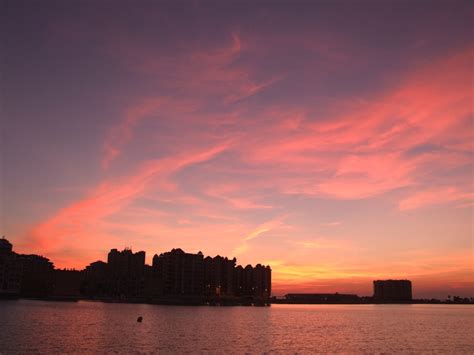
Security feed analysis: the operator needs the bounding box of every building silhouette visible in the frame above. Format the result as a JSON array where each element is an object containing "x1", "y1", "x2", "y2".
[
  {"x1": 0, "y1": 237, "x2": 22, "y2": 297},
  {"x1": 253, "y1": 264, "x2": 272, "y2": 299},
  {"x1": 204, "y1": 255, "x2": 236, "y2": 297},
  {"x1": 284, "y1": 293, "x2": 360, "y2": 304},
  {"x1": 373, "y1": 279, "x2": 412, "y2": 302},
  {"x1": 4, "y1": 236, "x2": 472, "y2": 305},
  {"x1": 82, "y1": 261, "x2": 108, "y2": 297},
  {"x1": 1, "y1": 237, "x2": 72, "y2": 299},
  {"x1": 82, "y1": 245, "x2": 271, "y2": 304},
  {"x1": 19, "y1": 254, "x2": 54, "y2": 297},
  {"x1": 1, "y1": 237, "x2": 58, "y2": 298},
  {"x1": 52, "y1": 269, "x2": 82, "y2": 300},
  {"x1": 107, "y1": 248, "x2": 146, "y2": 299},
  {"x1": 1, "y1": 236, "x2": 273, "y2": 304},
  {"x1": 152, "y1": 248, "x2": 205, "y2": 298}
]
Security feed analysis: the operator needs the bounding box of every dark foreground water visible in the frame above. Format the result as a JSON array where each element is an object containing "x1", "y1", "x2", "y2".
[{"x1": 0, "y1": 300, "x2": 473, "y2": 353}]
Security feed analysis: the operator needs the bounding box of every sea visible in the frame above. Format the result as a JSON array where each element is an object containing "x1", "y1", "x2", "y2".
[{"x1": 0, "y1": 300, "x2": 473, "y2": 353}]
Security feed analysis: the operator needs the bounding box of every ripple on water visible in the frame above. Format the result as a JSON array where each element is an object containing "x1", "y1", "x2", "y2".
[{"x1": 0, "y1": 301, "x2": 473, "y2": 353}]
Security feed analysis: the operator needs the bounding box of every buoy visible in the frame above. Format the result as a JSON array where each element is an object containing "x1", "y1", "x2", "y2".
[{"x1": 137, "y1": 316, "x2": 143, "y2": 323}]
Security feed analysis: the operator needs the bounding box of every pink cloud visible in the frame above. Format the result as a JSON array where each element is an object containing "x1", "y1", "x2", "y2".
[
  {"x1": 204, "y1": 183, "x2": 274, "y2": 210},
  {"x1": 399, "y1": 187, "x2": 473, "y2": 211},
  {"x1": 103, "y1": 97, "x2": 168, "y2": 166},
  {"x1": 231, "y1": 46, "x2": 473, "y2": 206},
  {"x1": 102, "y1": 97, "x2": 202, "y2": 168},
  {"x1": 120, "y1": 32, "x2": 281, "y2": 103},
  {"x1": 25, "y1": 143, "x2": 230, "y2": 267}
]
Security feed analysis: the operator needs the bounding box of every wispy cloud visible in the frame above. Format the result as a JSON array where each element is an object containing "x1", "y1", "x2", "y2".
[
  {"x1": 233, "y1": 216, "x2": 288, "y2": 256},
  {"x1": 26, "y1": 143, "x2": 230, "y2": 266},
  {"x1": 322, "y1": 221, "x2": 342, "y2": 227},
  {"x1": 399, "y1": 186, "x2": 473, "y2": 211}
]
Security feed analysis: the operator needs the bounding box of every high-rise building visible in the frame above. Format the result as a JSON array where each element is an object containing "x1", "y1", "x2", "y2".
[
  {"x1": 83, "y1": 261, "x2": 108, "y2": 297},
  {"x1": 152, "y1": 248, "x2": 204, "y2": 297},
  {"x1": 1, "y1": 239, "x2": 272, "y2": 304},
  {"x1": 0, "y1": 237, "x2": 22, "y2": 297},
  {"x1": 233, "y1": 265, "x2": 244, "y2": 296},
  {"x1": 233, "y1": 263, "x2": 272, "y2": 299},
  {"x1": 106, "y1": 248, "x2": 146, "y2": 298},
  {"x1": 204, "y1": 255, "x2": 236, "y2": 296},
  {"x1": 373, "y1": 279, "x2": 412, "y2": 302},
  {"x1": 19, "y1": 254, "x2": 54, "y2": 297},
  {"x1": 253, "y1": 264, "x2": 271, "y2": 299},
  {"x1": 52, "y1": 269, "x2": 82, "y2": 300}
]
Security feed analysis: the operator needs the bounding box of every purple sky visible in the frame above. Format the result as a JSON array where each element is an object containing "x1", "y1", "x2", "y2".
[{"x1": 2, "y1": 0, "x2": 473, "y2": 298}]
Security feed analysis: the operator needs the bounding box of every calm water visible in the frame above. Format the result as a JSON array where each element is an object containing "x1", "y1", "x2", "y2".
[{"x1": 0, "y1": 300, "x2": 473, "y2": 353}]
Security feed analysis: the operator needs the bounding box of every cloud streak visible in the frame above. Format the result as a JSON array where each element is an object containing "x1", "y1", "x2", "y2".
[{"x1": 26, "y1": 143, "x2": 230, "y2": 266}]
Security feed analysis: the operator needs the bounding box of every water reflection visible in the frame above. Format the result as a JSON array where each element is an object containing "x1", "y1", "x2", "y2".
[{"x1": 0, "y1": 301, "x2": 473, "y2": 353}]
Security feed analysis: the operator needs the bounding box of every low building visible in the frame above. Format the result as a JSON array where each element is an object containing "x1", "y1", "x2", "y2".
[{"x1": 285, "y1": 293, "x2": 360, "y2": 303}]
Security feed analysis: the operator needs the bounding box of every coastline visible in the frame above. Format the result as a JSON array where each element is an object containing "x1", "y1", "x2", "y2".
[{"x1": 2, "y1": 296, "x2": 472, "y2": 306}]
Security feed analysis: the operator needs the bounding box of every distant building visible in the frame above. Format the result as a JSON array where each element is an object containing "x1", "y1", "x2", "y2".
[
  {"x1": 52, "y1": 269, "x2": 82, "y2": 300},
  {"x1": 1, "y1": 238, "x2": 272, "y2": 304},
  {"x1": 150, "y1": 248, "x2": 271, "y2": 301},
  {"x1": 235, "y1": 264, "x2": 271, "y2": 299},
  {"x1": 19, "y1": 254, "x2": 54, "y2": 297},
  {"x1": 285, "y1": 293, "x2": 359, "y2": 303},
  {"x1": 107, "y1": 248, "x2": 146, "y2": 298},
  {"x1": 0, "y1": 237, "x2": 13, "y2": 254},
  {"x1": 373, "y1": 280, "x2": 412, "y2": 302},
  {"x1": 1, "y1": 237, "x2": 57, "y2": 298},
  {"x1": 152, "y1": 248, "x2": 204, "y2": 297},
  {"x1": 233, "y1": 265, "x2": 244, "y2": 296},
  {"x1": 0, "y1": 237, "x2": 22, "y2": 297},
  {"x1": 253, "y1": 264, "x2": 271, "y2": 299},
  {"x1": 204, "y1": 255, "x2": 236, "y2": 297},
  {"x1": 83, "y1": 261, "x2": 108, "y2": 297}
]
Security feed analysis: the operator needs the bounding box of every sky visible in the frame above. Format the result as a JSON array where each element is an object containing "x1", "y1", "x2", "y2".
[{"x1": 2, "y1": 0, "x2": 473, "y2": 298}]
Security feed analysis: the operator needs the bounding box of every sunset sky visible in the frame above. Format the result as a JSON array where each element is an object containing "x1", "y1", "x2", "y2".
[{"x1": 2, "y1": 0, "x2": 473, "y2": 298}]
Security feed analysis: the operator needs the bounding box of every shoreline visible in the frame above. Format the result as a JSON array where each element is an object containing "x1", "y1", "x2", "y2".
[{"x1": 1, "y1": 296, "x2": 472, "y2": 306}]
